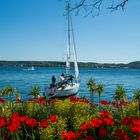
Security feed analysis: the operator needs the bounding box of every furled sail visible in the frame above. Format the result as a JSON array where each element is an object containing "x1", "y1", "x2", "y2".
[
  {"x1": 66, "y1": 44, "x2": 70, "y2": 76},
  {"x1": 70, "y1": 16, "x2": 79, "y2": 79},
  {"x1": 73, "y1": 44, "x2": 79, "y2": 79}
]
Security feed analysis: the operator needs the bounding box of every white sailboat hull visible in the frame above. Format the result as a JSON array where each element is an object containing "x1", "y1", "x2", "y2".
[{"x1": 46, "y1": 82, "x2": 80, "y2": 98}]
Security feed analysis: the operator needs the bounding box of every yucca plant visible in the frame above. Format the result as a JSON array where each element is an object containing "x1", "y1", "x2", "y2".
[
  {"x1": 0, "y1": 86, "x2": 15, "y2": 97},
  {"x1": 113, "y1": 85, "x2": 127, "y2": 118},
  {"x1": 29, "y1": 86, "x2": 41, "y2": 117},
  {"x1": 29, "y1": 86, "x2": 41, "y2": 99},
  {"x1": 133, "y1": 89, "x2": 140, "y2": 117},
  {"x1": 96, "y1": 84, "x2": 104, "y2": 109},
  {"x1": 113, "y1": 85, "x2": 127, "y2": 104},
  {"x1": 87, "y1": 78, "x2": 97, "y2": 104}
]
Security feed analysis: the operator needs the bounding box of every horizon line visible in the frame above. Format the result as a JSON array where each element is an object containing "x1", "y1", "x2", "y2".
[{"x1": 0, "y1": 59, "x2": 137, "y2": 64}]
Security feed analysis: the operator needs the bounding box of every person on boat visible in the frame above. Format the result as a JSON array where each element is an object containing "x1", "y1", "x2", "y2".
[
  {"x1": 50, "y1": 75, "x2": 56, "y2": 89},
  {"x1": 59, "y1": 73, "x2": 66, "y2": 88},
  {"x1": 60, "y1": 73, "x2": 65, "y2": 81},
  {"x1": 67, "y1": 75, "x2": 74, "y2": 84},
  {"x1": 52, "y1": 75, "x2": 56, "y2": 84}
]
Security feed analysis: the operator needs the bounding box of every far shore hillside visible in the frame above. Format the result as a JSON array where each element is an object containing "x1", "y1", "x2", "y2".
[{"x1": 0, "y1": 61, "x2": 140, "y2": 68}]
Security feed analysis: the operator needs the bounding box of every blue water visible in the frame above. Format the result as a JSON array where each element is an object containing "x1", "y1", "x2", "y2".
[{"x1": 0, "y1": 66, "x2": 140, "y2": 101}]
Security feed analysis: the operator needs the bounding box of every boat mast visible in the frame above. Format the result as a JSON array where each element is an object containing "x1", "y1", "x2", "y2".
[{"x1": 66, "y1": 1, "x2": 71, "y2": 76}]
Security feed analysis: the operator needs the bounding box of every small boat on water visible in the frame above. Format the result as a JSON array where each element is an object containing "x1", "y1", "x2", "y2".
[
  {"x1": 27, "y1": 66, "x2": 35, "y2": 71},
  {"x1": 44, "y1": 1, "x2": 80, "y2": 98}
]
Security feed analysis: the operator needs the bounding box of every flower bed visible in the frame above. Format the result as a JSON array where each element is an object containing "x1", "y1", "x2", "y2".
[{"x1": 0, "y1": 96, "x2": 140, "y2": 140}]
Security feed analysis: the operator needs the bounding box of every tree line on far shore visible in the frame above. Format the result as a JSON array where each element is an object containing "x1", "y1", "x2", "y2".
[{"x1": 0, "y1": 61, "x2": 140, "y2": 68}]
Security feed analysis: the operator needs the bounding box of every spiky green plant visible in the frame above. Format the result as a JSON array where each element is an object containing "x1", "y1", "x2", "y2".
[
  {"x1": 87, "y1": 78, "x2": 97, "y2": 104},
  {"x1": 29, "y1": 86, "x2": 41, "y2": 99},
  {"x1": 133, "y1": 89, "x2": 140, "y2": 117},
  {"x1": 96, "y1": 84, "x2": 104, "y2": 109},
  {"x1": 28, "y1": 86, "x2": 41, "y2": 117},
  {"x1": 0, "y1": 86, "x2": 15, "y2": 97},
  {"x1": 113, "y1": 85, "x2": 127, "y2": 118},
  {"x1": 113, "y1": 85, "x2": 127, "y2": 104}
]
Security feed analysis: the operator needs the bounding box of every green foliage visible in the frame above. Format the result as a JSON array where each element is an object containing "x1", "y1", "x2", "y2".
[
  {"x1": 113, "y1": 85, "x2": 127, "y2": 103},
  {"x1": 29, "y1": 86, "x2": 41, "y2": 98},
  {"x1": 87, "y1": 78, "x2": 96, "y2": 93},
  {"x1": 124, "y1": 102, "x2": 138, "y2": 117},
  {"x1": 39, "y1": 117, "x2": 67, "y2": 140},
  {"x1": 39, "y1": 125, "x2": 55, "y2": 140},
  {"x1": 0, "y1": 86, "x2": 15, "y2": 97},
  {"x1": 96, "y1": 84, "x2": 104, "y2": 95},
  {"x1": 87, "y1": 78, "x2": 104, "y2": 108},
  {"x1": 54, "y1": 99, "x2": 72, "y2": 116},
  {"x1": 2, "y1": 82, "x2": 140, "y2": 140},
  {"x1": 133, "y1": 89, "x2": 140, "y2": 102}
]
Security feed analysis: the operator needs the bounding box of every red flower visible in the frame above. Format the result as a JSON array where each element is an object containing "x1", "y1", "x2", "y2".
[
  {"x1": 104, "y1": 117, "x2": 114, "y2": 126},
  {"x1": 100, "y1": 100, "x2": 110, "y2": 105},
  {"x1": 38, "y1": 97, "x2": 46, "y2": 105},
  {"x1": 26, "y1": 118, "x2": 37, "y2": 128},
  {"x1": 16, "y1": 98, "x2": 20, "y2": 102},
  {"x1": 114, "y1": 105, "x2": 121, "y2": 108},
  {"x1": 130, "y1": 117, "x2": 140, "y2": 134},
  {"x1": 100, "y1": 110, "x2": 110, "y2": 118},
  {"x1": 8, "y1": 113, "x2": 21, "y2": 132},
  {"x1": 69, "y1": 97, "x2": 80, "y2": 103},
  {"x1": 85, "y1": 135, "x2": 95, "y2": 140},
  {"x1": 76, "y1": 130, "x2": 83, "y2": 138},
  {"x1": 62, "y1": 131, "x2": 67, "y2": 139},
  {"x1": 80, "y1": 99, "x2": 90, "y2": 104},
  {"x1": 40, "y1": 120, "x2": 48, "y2": 128},
  {"x1": 90, "y1": 118, "x2": 104, "y2": 128},
  {"x1": 81, "y1": 123, "x2": 89, "y2": 131},
  {"x1": 28, "y1": 99, "x2": 34, "y2": 103},
  {"x1": 50, "y1": 115, "x2": 57, "y2": 123},
  {"x1": 122, "y1": 117, "x2": 131, "y2": 125},
  {"x1": 114, "y1": 129, "x2": 124, "y2": 139},
  {"x1": 0, "y1": 116, "x2": 6, "y2": 128},
  {"x1": 8, "y1": 122, "x2": 21, "y2": 132},
  {"x1": 50, "y1": 99, "x2": 58, "y2": 104},
  {"x1": 99, "y1": 127, "x2": 108, "y2": 137},
  {"x1": 20, "y1": 116, "x2": 29, "y2": 123},
  {"x1": 12, "y1": 112, "x2": 20, "y2": 119},
  {"x1": 121, "y1": 101, "x2": 128, "y2": 106},
  {"x1": 132, "y1": 118, "x2": 140, "y2": 126},
  {"x1": 69, "y1": 97, "x2": 90, "y2": 104},
  {"x1": 0, "y1": 98, "x2": 5, "y2": 103},
  {"x1": 111, "y1": 101, "x2": 116, "y2": 106},
  {"x1": 130, "y1": 126, "x2": 137, "y2": 133},
  {"x1": 92, "y1": 104, "x2": 98, "y2": 107},
  {"x1": 123, "y1": 135, "x2": 130, "y2": 140},
  {"x1": 62, "y1": 131, "x2": 76, "y2": 140}
]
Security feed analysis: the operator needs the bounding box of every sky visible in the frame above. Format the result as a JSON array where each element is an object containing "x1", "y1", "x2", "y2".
[{"x1": 0, "y1": 0, "x2": 140, "y2": 64}]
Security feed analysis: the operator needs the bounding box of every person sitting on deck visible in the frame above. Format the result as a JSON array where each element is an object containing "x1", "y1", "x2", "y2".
[
  {"x1": 60, "y1": 73, "x2": 65, "y2": 81},
  {"x1": 66, "y1": 75, "x2": 74, "y2": 85},
  {"x1": 59, "y1": 73, "x2": 66, "y2": 88}
]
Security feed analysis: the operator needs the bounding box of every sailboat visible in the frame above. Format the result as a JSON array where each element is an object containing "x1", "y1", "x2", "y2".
[{"x1": 45, "y1": 1, "x2": 80, "y2": 98}]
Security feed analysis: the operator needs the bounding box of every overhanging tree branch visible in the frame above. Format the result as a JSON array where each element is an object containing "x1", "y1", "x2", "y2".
[
  {"x1": 108, "y1": 0, "x2": 129, "y2": 11},
  {"x1": 63, "y1": 0, "x2": 129, "y2": 16}
]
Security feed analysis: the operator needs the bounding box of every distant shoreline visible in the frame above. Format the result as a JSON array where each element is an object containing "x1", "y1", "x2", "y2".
[{"x1": 0, "y1": 60, "x2": 140, "y2": 68}]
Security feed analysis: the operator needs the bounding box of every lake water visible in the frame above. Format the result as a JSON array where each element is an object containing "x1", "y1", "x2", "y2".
[{"x1": 0, "y1": 66, "x2": 140, "y2": 102}]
